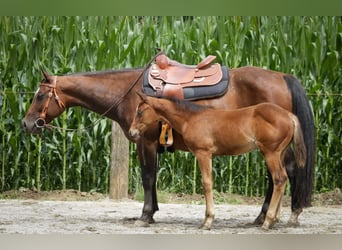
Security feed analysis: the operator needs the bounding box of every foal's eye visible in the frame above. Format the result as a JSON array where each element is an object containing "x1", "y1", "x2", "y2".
[{"x1": 137, "y1": 110, "x2": 143, "y2": 117}]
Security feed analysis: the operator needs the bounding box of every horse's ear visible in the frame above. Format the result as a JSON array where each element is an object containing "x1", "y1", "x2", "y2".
[
  {"x1": 136, "y1": 91, "x2": 148, "y2": 102},
  {"x1": 41, "y1": 70, "x2": 50, "y2": 82}
]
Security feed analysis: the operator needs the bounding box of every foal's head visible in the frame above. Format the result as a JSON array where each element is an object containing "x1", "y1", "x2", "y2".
[{"x1": 129, "y1": 93, "x2": 161, "y2": 140}]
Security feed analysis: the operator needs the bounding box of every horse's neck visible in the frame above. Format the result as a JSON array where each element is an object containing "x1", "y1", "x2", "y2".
[{"x1": 60, "y1": 70, "x2": 142, "y2": 128}]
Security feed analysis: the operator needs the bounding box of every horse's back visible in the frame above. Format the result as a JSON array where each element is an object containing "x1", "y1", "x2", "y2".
[{"x1": 226, "y1": 66, "x2": 292, "y2": 111}]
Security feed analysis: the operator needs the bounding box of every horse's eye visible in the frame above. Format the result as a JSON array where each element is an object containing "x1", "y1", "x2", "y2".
[
  {"x1": 36, "y1": 93, "x2": 44, "y2": 101},
  {"x1": 137, "y1": 110, "x2": 143, "y2": 117}
]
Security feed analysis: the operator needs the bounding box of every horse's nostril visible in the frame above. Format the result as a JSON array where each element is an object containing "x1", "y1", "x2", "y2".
[{"x1": 22, "y1": 120, "x2": 27, "y2": 128}]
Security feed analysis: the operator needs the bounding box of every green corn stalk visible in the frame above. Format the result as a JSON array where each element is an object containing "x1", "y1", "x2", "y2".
[
  {"x1": 36, "y1": 137, "x2": 42, "y2": 192},
  {"x1": 228, "y1": 157, "x2": 233, "y2": 194},
  {"x1": 62, "y1": 112, "x2": 67, "y2": 190},
  {"x1": 245, "y1": 154, "x2": 250, "y2": 196},
  {"x1": 192, "y1": 157, "x2": 197, "y2": 195},
  {"x1": 1, "y1": 92, "x2": 6, "y2": 191}
]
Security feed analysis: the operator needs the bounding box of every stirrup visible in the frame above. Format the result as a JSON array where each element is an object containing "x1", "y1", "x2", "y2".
[{"x1": 159, "y1": 123, "x2": 173, "y2": 146}]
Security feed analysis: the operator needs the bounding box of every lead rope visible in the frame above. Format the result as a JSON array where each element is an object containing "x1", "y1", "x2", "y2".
[{"x1": 44, "y1": 50, "x2": 163, "y2": 133}]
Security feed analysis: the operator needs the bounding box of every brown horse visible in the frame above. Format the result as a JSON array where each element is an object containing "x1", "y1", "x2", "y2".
[
  {"x1": 129, "y1": 92, "x2": 307, "y2": 230},
  {"x1": 22, "y1": 64, "x2": 315, "y2": 227}
]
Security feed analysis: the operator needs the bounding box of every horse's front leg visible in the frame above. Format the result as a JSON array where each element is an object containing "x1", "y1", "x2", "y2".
[
  {"x1": 196, "y1": 152, "x2": 215, "y2": 230},
  {"x1": 135, "y1": 138, "x2": 159, "y2": 226}
]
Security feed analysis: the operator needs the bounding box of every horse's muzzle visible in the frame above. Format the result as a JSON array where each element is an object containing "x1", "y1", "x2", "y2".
[{"x1": 22, "y1": 119, "x2": 42, "y2": 135}]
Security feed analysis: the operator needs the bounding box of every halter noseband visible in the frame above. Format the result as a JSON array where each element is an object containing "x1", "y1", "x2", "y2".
[{"x1": 35, "y1": 76, "x2": 66, "y2": 128}]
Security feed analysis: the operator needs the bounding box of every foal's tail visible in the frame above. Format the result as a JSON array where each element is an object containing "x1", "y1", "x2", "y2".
[{"x1": 291, "y1": 115, "x2": 307, "y2": 168}]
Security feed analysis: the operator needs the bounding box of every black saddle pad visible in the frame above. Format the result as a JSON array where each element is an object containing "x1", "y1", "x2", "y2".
[{"x1": 142, "y1": 66, "x2": 229, "y2": 101}]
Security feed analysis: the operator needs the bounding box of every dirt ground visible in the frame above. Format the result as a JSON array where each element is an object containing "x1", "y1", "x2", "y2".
[{"x1": 0, "y1": 188, "x2": 341, "y2": 234}]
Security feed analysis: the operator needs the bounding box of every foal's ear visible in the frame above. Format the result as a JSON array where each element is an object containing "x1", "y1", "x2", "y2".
[{"x1": 136, "y1": 91, "x2": 148, "y2": 102}]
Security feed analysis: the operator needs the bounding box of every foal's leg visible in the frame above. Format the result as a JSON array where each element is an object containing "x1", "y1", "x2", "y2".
[
  {"x1": 196, "y1": 151, "x2": 215, "y2": 230},
  {"x1": 262, "y1": 153, "x2": 288, "y2": 230},
  {"x1": 254, "y1": 148, "x2": 298, "y2": 225},
  {"x1": 275, "y1": 195, "x2": 283, "y2": 222}
]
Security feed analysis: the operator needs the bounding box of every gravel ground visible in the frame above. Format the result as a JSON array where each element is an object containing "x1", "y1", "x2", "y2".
[{"x1": 0, "y1": 198, "x2": 341, "y2": 234}]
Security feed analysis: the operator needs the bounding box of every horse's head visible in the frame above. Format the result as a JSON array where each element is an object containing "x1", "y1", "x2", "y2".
[
  {"x1": 22, "y1": 72, "x2": 66, "y2": 134},
  {"x1": 129, "y1": 91, "x2": 161, "y2": 140}
]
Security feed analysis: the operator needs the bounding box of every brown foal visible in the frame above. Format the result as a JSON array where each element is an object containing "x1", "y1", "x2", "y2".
[{"x1": 129, "y1": 91, "x2": 306, "y2": 230}]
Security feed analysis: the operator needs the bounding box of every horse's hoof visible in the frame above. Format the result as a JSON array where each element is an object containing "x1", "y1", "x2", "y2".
[
  {"x1": 286, "y1": 220, "x2": 300, "y2": 228},
  {"x1": 139, "y1": 214, "x2": 155, "y2": 224},
  {"x1": 253, "y1": 214, "x2": 266, "y2": 225},
  {"x1": 134, "y1": 219, "x2": 150, "y2": 227}
]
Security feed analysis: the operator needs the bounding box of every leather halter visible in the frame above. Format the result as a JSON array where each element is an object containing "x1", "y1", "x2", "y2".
[{"x1": 35, "y1": 76, "x2": 66, "y2": 128}]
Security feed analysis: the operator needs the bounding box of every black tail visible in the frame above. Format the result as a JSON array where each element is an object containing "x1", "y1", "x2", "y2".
[{"x1": 284, "y1": 75, "x2": 315, "y2": 208}]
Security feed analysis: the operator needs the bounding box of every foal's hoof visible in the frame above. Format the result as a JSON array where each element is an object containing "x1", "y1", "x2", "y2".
[
  {"x1": 261, "y1": 220, "x2": 275, "y2": 230},
  {"x1": 199, "y1": 224, "x2": 211, "y2": 230}
]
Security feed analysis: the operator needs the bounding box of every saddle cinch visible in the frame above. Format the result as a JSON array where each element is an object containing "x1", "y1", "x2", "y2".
[
  {"x1": 147, "y1": 52, "x2": 223, "y2": 147},
  {"x1": 148, "y1": 53, "x2": 222, "y2": 99}
]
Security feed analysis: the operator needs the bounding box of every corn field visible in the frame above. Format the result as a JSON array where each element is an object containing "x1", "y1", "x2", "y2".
[{"x1": 0, "y1": 17, "x2": 341, "y2": 197}]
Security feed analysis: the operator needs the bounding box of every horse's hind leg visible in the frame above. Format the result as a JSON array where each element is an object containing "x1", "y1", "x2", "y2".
[
  {"x1": 253, "y1": 169, "x2": 273, "y2": 225},
  {"x1": 283, "y1": 149, "x2": 303, "y2": 227},
  {"x1": 196, "y1": 152, "x2": 215, "y2": 230}
]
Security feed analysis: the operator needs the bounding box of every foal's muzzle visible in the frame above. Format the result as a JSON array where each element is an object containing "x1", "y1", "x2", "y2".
[{"x1": 128, "y1": 128, "x2": 140, "y2": 140}]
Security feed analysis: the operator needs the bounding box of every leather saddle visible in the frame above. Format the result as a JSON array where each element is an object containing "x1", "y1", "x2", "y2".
[{"x1": 148, "y1": 52, "x2": 222, "y2": 99}]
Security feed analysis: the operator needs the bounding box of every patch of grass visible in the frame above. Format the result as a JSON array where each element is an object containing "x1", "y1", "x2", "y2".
[
  {"x1": 0, "y1": 191, "x2": 19, "y2": 199},
  {"x1": 214, "y1": 191, "x2": 244, "y2": 205}
]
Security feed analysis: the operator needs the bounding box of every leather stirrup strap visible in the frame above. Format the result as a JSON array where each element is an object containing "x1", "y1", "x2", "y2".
[{"x1": 159, "y1": 122, "x2": 173, "y2": 146}]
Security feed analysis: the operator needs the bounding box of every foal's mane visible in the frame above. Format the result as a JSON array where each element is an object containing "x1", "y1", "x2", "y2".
[{"x1": 164, "y1": 96, "x2": 212, "y2": 113}]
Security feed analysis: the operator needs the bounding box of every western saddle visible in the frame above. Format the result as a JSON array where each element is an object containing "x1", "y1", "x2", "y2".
[
  {"x1": 148, "y1": 52, "x2": 222, "y2": 99},
  {"x1": 147, "y1": 52, "x2": 223, "y2": 148}
]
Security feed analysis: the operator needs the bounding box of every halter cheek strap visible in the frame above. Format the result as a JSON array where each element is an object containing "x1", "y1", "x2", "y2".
[{"x1": 35, "y1": 76, "x2": 66, "y2": 127}]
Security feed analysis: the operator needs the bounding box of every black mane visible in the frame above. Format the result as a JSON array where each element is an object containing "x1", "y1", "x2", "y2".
[{"x1": 64, "y1": 67, "x2": 143, "y2": 77}]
